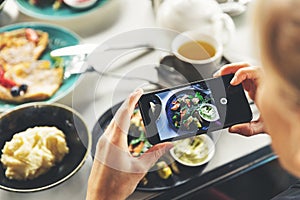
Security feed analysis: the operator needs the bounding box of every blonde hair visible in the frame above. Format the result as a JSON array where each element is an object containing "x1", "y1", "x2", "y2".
[{"x1": 255, "y1": 0, "x2": 300, "y2": 90}]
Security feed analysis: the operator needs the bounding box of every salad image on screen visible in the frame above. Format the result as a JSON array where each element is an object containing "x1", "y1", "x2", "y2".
[
  {"x1": 150, "y1": 82, "x2": 221, "y2": 141},
  {"x1": 167, "y1": 91, "x2": 219, "y2": 130}
]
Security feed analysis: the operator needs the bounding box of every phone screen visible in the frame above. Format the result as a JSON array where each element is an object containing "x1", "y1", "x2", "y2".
[{"x1": 138, "y1": 74, "x2": 252, "y2": 144}]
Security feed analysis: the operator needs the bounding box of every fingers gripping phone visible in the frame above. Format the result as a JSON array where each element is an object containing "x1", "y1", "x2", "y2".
[{"x1": 138, "y1": 74, "x2": 252, "y2": 144}]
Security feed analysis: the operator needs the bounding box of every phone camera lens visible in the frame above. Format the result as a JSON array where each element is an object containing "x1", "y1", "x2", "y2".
[{"x1": 220, "y1": 97, "x2": 227, "y2": 105}]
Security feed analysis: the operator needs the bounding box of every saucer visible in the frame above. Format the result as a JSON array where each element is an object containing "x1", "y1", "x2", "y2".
[
  {"x1": 156, "y1": 55, "x2": 230, "y2": 87},
  {"x1": 0, "y1": 0, "x2": 19, "y2": 27}
]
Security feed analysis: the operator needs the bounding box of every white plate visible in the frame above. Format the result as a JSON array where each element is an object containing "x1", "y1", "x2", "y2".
[{"x1": 170, "y1": 134, "x2": 215, "y2": 167}]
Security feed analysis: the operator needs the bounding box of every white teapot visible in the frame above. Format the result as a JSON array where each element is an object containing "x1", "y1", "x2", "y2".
[{"x1": 156, "y1": 0, "x2": 235, "y2": 45}]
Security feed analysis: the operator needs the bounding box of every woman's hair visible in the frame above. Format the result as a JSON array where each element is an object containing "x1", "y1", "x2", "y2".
[{"x1": 255, "y1": 0, "x2": 300, "y2": 90}]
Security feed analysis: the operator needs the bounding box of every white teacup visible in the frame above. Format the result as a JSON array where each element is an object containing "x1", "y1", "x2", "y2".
[{"x1": 172, "y1": 31, "x2": 223, "y2": 79}]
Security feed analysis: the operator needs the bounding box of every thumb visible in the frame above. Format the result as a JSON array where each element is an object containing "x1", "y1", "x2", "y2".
[
  {"x1": 138, "y1": 142, "x2": 173, "y2": 170},
  {"x1": 229, "y1": 117, "x2": 265, "y2": 136}
]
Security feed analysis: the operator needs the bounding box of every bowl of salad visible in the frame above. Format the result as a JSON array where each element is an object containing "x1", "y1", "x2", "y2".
[{"x1": 165, "y1": 89, "x2": 213, "y2": 134}]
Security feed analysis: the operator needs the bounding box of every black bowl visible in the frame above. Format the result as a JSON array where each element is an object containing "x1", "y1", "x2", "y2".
[{"x1": 0, "y1": 103, "x2": 91, "y2": 192}]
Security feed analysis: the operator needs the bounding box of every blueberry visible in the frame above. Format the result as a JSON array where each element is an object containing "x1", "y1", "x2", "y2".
[
  {"x1": 10, "y1": 86, "x2": 20, "y2": 97},
  {"x1": 19, "y1": 84, "x2": 28, "y2": 92}
]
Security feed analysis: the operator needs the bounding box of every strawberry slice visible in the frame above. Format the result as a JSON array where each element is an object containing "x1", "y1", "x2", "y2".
[
  {"x1": 0, "y1": 66, "x2": 17, "y2": 88},
  {"x1": 0, "y1": 78, "x2": 17, "y2": 88},
  {"x1": 25, "y1": 28, "x2": 39, "y2": 43}
]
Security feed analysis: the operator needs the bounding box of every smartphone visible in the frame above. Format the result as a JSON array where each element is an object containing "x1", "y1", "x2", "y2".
[{"x1": 138, "y1": 74, "x2": 253, "y2": 144}]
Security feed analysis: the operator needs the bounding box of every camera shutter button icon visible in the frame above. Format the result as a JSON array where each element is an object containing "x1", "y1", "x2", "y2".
[{"x1": 220, "y1": 97, "x2": 227, "y2": 105}]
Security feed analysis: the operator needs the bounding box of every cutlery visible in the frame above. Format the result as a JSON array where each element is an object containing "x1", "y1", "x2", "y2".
[
  {"x1": 50, "y1": 43, "x2": 154, "y2": 57},
  {"x1": 50, "y1": 44, "x2": 97, "y2": 57},
  {"x1": 64, "y1": 59, "x2": 166, "y2": 88}
]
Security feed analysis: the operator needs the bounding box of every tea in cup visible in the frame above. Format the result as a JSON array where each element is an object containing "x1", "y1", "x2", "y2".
[{"x1": 172, "y1": 31, "x2": 223, "y2": 79}]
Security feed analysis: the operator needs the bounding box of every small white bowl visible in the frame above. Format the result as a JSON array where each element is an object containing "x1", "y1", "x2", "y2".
[
  {"x1": 170, "y1": 134, "x2": 215, "y2": 167},
  {"x1": 64, "y1": 0, "x2": 98, "y2": 9}
]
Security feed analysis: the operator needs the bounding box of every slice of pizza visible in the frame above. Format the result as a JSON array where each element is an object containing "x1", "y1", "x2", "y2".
[
  {"x1": 0, "y1": 61, "x2": 63, "y2": 103},
  {"x1": 0, "y1": 28, "x2": 49, "y2": 71}
]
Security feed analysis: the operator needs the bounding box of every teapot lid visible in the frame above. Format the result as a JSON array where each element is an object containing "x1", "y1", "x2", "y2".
[
  {"x1": 157, "y1": 0, "x2": 223, "y2": 32},
  {"x1": 166, "y1": 0, "x2": 222, "y2": 19}
]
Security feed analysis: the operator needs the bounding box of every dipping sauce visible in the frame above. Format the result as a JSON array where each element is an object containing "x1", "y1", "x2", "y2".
[{"x1": 173, "y1": 135, "x2": 209, "y2": 165}]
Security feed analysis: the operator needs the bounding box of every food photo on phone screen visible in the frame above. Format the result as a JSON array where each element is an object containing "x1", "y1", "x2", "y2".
[{"x1": 138, "y1": 74, "x2": 253, "y2": 144}]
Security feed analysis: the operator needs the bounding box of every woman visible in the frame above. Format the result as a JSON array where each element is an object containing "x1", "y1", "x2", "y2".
[
  {"x1": 87, "y1": 0, "x2": 300, "y2": 199},
  {"x1": 216, "y1": 0, "x2": 300, "y2": 178},
  {"x1": 215, "y1": 0, "x2": 300, "y2": 198}
]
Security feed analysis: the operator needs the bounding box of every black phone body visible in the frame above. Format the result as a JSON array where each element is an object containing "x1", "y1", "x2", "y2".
[{"x1": 138, "y1": 74, "x2": 252, "y2": 144}]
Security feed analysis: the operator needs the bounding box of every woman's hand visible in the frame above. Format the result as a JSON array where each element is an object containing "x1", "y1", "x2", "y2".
[
  {"x1": 86, "y1": 89, "x2": 173, "y2": 200},
  {"x1": 214, "y1": 62, "x2": 266, "y2": 136}
]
